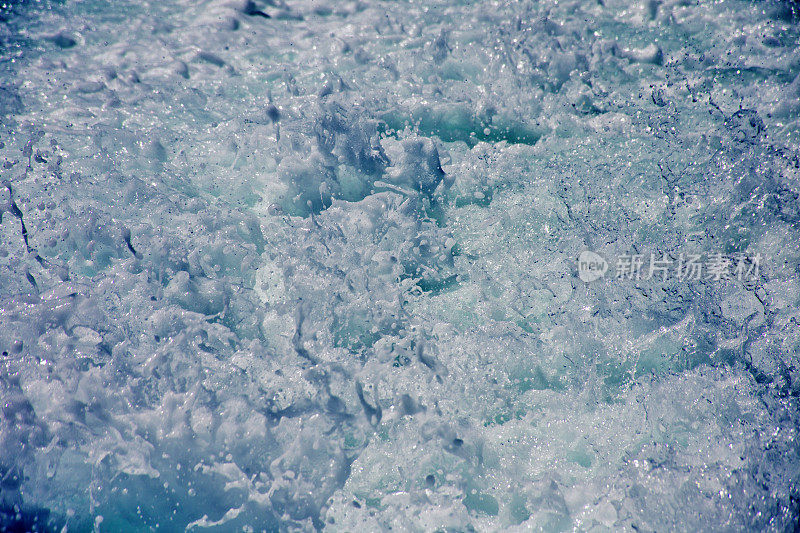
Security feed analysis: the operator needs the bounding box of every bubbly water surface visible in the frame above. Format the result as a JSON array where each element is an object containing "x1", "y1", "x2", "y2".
[{"x1": 1, "y1": 0, "x2": 799, "y2": 530}]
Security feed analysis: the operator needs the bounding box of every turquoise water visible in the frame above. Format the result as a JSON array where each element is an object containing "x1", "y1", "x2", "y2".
[{"x1": 1, "y1": 0, "x2": 799, "y2": 530}]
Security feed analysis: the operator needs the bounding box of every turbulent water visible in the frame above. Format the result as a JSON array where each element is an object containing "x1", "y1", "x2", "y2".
[{"x1": 1, "y1": 0, "x2": 800, "y2": 530}]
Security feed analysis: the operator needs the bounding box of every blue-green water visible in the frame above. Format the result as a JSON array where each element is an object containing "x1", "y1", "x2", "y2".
[{"x1": 1, "y1": 0, "x2": 799, "y2": 530}]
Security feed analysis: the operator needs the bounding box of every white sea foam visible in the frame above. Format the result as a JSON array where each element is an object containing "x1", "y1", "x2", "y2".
[{"x1": 0, "y1": 0, "x2": 799, "y2": 530}]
